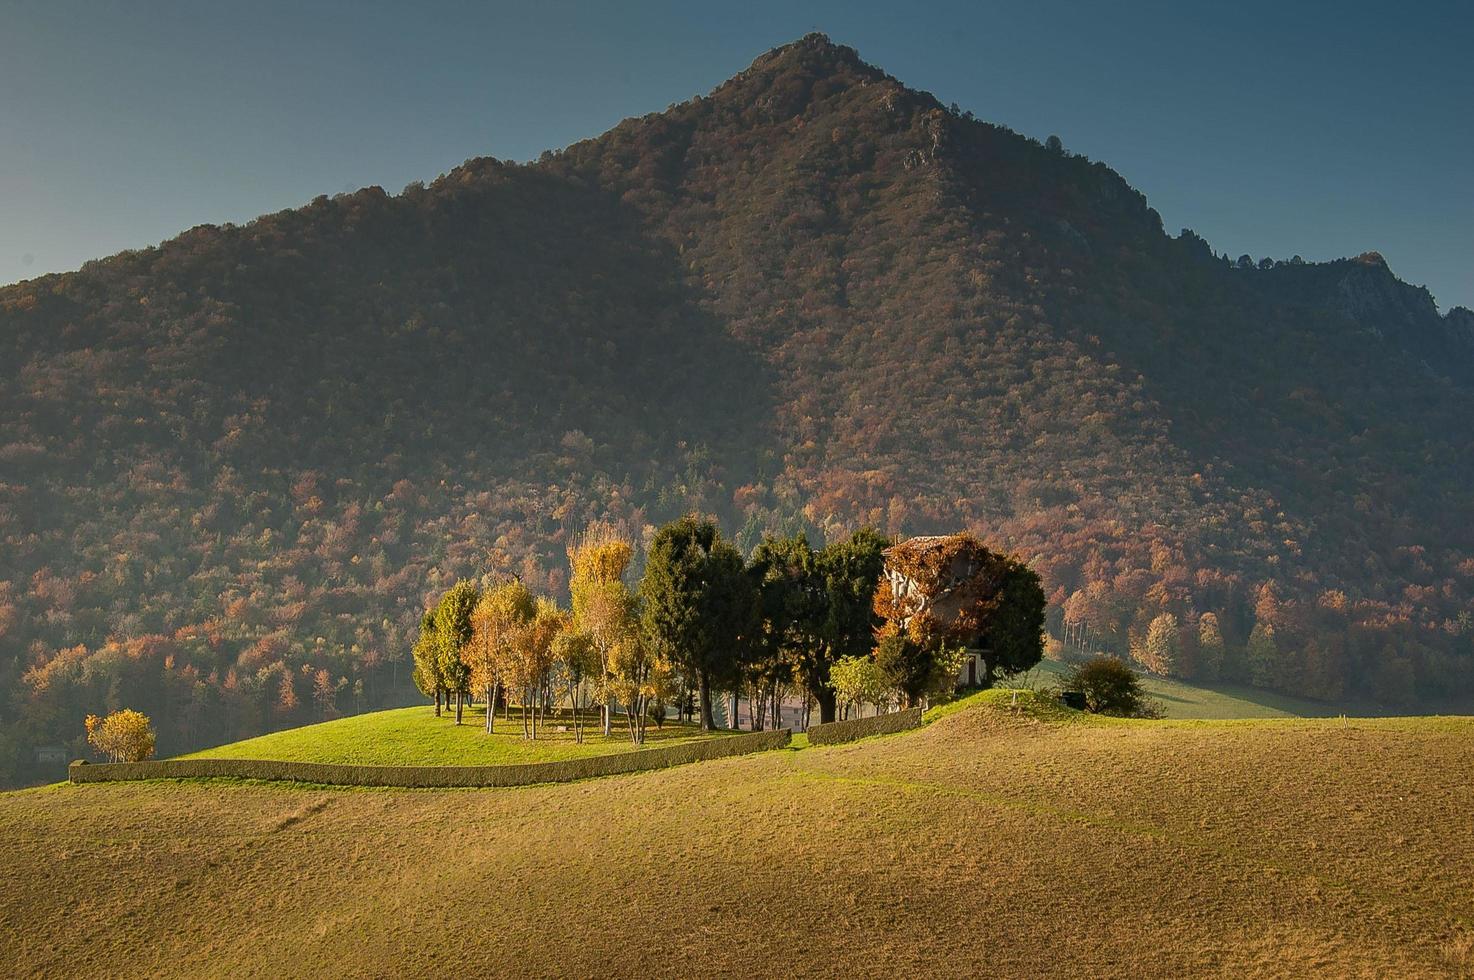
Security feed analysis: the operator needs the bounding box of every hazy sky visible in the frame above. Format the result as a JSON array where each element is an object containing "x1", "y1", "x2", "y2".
[{"x1": 3, "y1": 0, "x2": 1470, "y2": 310}]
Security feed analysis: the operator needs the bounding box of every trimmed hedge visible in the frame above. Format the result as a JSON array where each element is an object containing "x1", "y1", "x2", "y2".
[
  {"x1": 807, "y1": 707, "x2": 923, "y2": 746},
  {"x1": 69, "y1": 728, "x2": 791, "y2": 788}
]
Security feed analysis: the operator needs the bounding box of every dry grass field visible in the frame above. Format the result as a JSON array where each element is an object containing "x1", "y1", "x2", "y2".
[{"x1": 3, "y1": 691, "x2": 1472, "y2": 978}]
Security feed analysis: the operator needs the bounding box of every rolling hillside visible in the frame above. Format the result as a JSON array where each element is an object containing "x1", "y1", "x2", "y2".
[
  {"x1": 3, "y1": 34, "x2": 1473, "y2": 782},
  {"x1": 3, "y1": 695, "x2": 1472, "y2": 977}
]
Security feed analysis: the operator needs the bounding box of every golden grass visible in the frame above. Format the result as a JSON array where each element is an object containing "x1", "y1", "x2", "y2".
[{"x1": 4, "y1": 698, "x2": 1472, "y2": 978}]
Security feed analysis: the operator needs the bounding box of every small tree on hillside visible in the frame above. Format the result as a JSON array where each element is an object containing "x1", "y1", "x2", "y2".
[
  {"x1": 829, "y1": 654, "x2": 891, "y2": 718},
  {"x1": 568, "y1": 522, "x2": 637, "y2": 737},
  {"x1": 433, "y1": 580, "x2": 480, "y2": 724},
  {"x1": 412, "y1": 610, "x2": 444, "y2": 715},
  {"x1": 552, "y1": 626, "x2": 599, "y2": 743},
  {"x1": 466, "y1": 580, "x2": 535, "y2": 734},
  {"x1": 1060, "y1": 656, "x2": 1159, "y2": 717},
  {"x1": 85, "y1": 709, "x2": 156, "y2": 762}
]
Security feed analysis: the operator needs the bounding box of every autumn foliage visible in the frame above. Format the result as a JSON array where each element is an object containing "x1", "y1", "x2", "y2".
[
  {"x1": 85, "y1": 709, "x2": 156, "y2": 763},
  {"x1": 3, "y1": 35, "x2": 1473, "y2": 783}
]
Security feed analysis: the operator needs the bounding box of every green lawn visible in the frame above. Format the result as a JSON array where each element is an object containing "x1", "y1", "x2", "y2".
[{"x1": 176, "y1": 704, "x2": 723, "y2": 766}]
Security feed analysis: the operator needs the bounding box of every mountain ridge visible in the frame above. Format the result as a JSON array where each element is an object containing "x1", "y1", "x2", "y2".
[{"x1": 2, "y1": 34, "x2": 1471, "y2": 784}]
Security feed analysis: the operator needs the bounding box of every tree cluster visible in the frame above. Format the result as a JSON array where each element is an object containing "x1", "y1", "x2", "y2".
[{"x1": 412, "y1": 519, "x2": 1045, "y2": 738}]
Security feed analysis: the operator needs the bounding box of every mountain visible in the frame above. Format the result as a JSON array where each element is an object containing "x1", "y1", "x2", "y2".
[{"x1": 2, "y1": 33, "x2": 1471, "y2": 782}]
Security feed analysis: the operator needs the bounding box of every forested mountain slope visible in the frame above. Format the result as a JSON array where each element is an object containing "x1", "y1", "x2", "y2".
[{"x1": 2, "y1": 34, "x2": 1470, "y2": 781}]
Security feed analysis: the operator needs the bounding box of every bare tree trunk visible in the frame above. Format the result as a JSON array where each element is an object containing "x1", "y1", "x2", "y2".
[
  {"x1": 485, "y1": 684, "x2": 494, "y2": 733},
  {"x1": 434, "y1": 687, "x2": 441, "y2": 717},
  {"x1": 817, "y1": 688, "x2": 837, "y2": 724},
  {"x1": 455, "y1": 689, "x2": 464, "y2": 725},
  {"x1": 697, "y1": 673, "x2": 715, "y2": 731}
]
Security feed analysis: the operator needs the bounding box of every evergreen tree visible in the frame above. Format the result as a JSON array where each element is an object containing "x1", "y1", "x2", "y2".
[
  {"x1": 639, "y1": 515, "x2": 757, "y2": 730},
  {"x1": 977, "y1": 558, "x2": 1047, "y2": 685}
]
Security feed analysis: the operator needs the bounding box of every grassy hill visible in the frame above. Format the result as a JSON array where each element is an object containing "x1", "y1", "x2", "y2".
[
  {"x1": 174, "y1": 705, "x2": 722, "y2": 766},
  {"x1": 1019, "y1": 659, "x2": 1409, "y2": 720},
  {"x1": 3, "y1": 694, "x2": 1471, "y2": 977}
]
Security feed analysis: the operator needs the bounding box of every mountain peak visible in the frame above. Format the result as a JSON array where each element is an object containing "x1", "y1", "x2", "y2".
[{"x1": 735, "y1": 32, "x2": 889, "y2": 90}]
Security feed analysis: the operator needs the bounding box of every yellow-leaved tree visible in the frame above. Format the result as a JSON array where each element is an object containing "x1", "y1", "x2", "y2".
[
  {"x1": 514, "y1": 598, "x2": 567, "y2": 739},
  {"x1": 84, "y1": 708, "x2": 156, "y2": 763},
  {"x1": 466, "y1": 580, "x2": 534, "y2": 734},
  {"x1": 551, "y1": 626, "x2": 599, "y2": 743},
  {"x1": 568, "y1": 522, "x2": 636, "y2": 738}
]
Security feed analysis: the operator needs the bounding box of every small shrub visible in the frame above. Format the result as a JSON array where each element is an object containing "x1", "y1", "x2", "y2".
[{"x1": 1059, "y1": 657, "x2": 1160, "y2": 718}]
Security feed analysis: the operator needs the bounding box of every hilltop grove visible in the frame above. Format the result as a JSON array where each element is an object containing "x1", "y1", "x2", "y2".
[{"x1": 411, "y1": 517, "x2": 1045, "y2": 742}]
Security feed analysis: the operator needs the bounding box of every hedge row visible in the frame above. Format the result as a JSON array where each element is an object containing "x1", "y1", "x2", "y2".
[
  {"x1": 68, "y1": 728, "x2": 792, "y2": 788},
  {"x1": 807, "y1": 707, "x2": 923, "y2": 746}
]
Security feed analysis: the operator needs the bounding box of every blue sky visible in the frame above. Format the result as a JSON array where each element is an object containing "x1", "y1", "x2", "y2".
[{"x1": 2, "y1": 0, "x2": 1470, "y2": 309}]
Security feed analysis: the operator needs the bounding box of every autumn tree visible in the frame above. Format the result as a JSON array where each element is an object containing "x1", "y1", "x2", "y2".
[
  {"x1": 466, "y1": 580, "x2": 535, "y2": 734},
  {"x1": 276, "y1": 669, "x2": 299, "y2": 716},
  {"x1": 875, "y1": 533, "x2": 1044, "y2": 693},
  {"x1": 829, "y1": 654, "x2": 891, "y2": 718},
  {"x1": 551, "y1": 626, "x2": 599, "y2": 742},
  {"x1": 511, "y1": 598, "x2": 566, "y2": 739},
  {"x1": 85, "y1": 709, "x2": 156, "y2": 763},
  {"x1": 1196, "y1": 612, "x2": 1225, "y2": 680},
  {"x1": 433, "y1": 580, "x2": 480, "y2": 724},
  {"x1": 1140, "y1": 612, "x2": 1180, "y2": 676},
  {"x1": 412, "y1": 610, "x2": 444, "y2": 716},
  {"x1": 606, "y1": 627, "x2": 672, "y2": 745},
  {"x1": 312, "y1": 668, "x2": 340, "y2": 719},
  {"x1": 568, "y1": 523, "x2": 637, "y2": 737}
]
